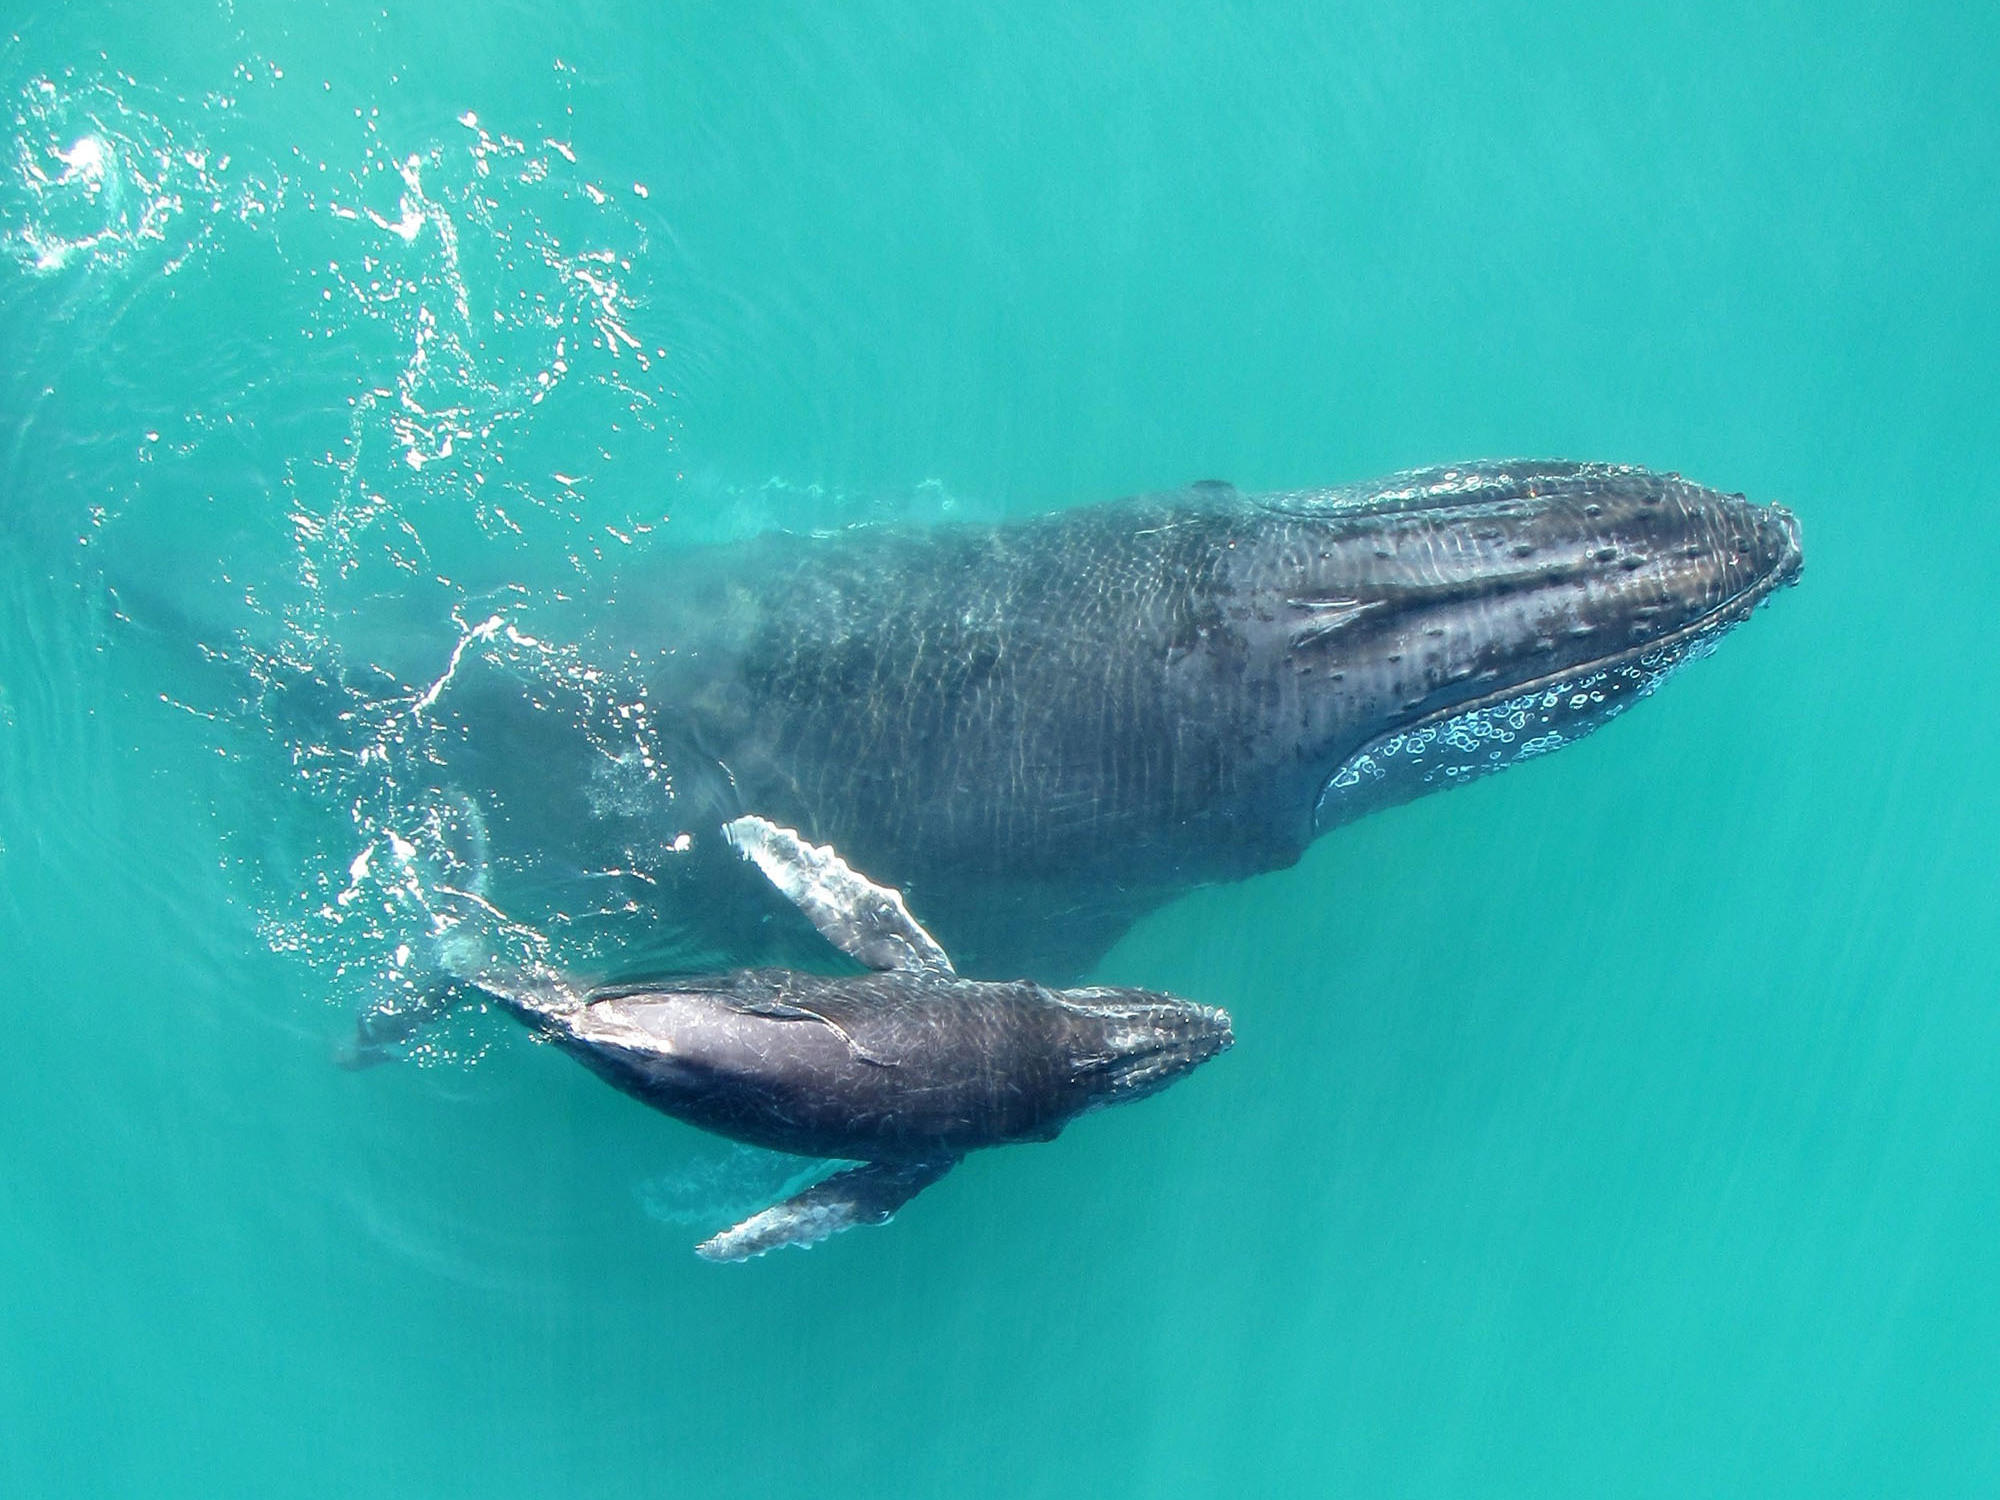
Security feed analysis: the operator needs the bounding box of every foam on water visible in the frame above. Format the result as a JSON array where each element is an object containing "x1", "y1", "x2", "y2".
[{"x1": 2, "y1": 65, "x2": 699, "y2": 1051}]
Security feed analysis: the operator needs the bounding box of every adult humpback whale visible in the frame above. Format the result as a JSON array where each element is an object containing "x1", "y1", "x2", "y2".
[
  {"x1": 483, "y1": 816, "x2": 1233, "y2": 1260},
  {"x1": 340, "y1": 459, "x2": 1802, "y2": 991}
]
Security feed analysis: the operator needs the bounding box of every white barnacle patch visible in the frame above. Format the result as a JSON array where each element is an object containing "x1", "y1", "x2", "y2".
[
  {"x1": 1313, "y1": 623, "x2": 1728, "y2": 829},
  {"x1": 1328, "y1": 753, "x2": 1382, "y2": 790}
]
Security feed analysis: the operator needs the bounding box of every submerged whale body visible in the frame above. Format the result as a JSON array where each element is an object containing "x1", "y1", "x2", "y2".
[
  {"x1": 362, "y1": 460, "x2": 1803, "y2": 982},
  {"x1": 486, "y1": 817, "x2": 1232, "y2": 1260}
]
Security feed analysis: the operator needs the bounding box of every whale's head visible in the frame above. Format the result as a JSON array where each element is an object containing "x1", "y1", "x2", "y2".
[
  {"x1": 1200, "y1": 461, "x2": 1804, "y2": 847},
  {"x1": 1057, "y1": 988, "x2": 1235, "y2": 1108}
]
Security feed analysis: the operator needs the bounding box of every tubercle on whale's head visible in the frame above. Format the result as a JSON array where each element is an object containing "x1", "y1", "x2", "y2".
[
  {"x1": 1232, "y1": 461, "x2": 1804, "y2": 840},
  {"x1": 1057, "y1": 987, "x2": 1234, "y2": 1108}
]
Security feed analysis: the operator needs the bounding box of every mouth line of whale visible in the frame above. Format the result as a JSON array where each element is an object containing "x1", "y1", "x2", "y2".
[{"x1": 1310, "y1": 513, "x2": 1802, "y2": 833}]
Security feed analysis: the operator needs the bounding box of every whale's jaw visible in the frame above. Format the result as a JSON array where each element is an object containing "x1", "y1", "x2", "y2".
[{"x1": 1234, "y1": 462, "x2": 1805, "y2": 835}]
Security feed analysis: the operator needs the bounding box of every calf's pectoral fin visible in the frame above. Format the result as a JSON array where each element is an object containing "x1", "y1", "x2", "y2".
[
  {"x1": 721, "y1": 814, "x2": 954, "y2": 975},
  {"x1": 694, "y1": 1157, "x2": 958, "y2": 1262},
  {"x1": 717, "y1": 993, "x2": 902, "y2": 1068}
]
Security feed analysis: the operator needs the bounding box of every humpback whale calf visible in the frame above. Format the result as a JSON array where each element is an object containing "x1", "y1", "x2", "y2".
[
  {"x1": 481, "y1": 816, "x2": 1233, "y2": 1260},
  {"x1": 398, "y1": 460, "x2": 1801, "y2": 983}
]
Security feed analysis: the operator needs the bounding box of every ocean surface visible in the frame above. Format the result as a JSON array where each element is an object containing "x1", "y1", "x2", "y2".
[{"x1": 3, "y1": 2, "x2": 1997, "y2": 1495}]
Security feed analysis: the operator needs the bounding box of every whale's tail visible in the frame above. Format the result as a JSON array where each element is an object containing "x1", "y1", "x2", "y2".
[
  {"x1": 337, "y1": 957, "x2": 586, "y2": 1069},
  {"x1": 461, "y1": 962, "x2": 589, "y2": 1028},
  {"x1": 334, "y1": 979, "x2": 471, "y2": 1070}
]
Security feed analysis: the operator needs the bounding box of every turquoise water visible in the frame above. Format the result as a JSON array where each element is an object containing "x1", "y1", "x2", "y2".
[{"x1": 4, "y1": 2, "x2": 1997, "y2": 1494}]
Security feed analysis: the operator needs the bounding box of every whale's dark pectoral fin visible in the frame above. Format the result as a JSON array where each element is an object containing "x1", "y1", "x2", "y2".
[
  {"x1": 694, "y1": 1157, "x2": 958, "y2": 1262},
  {"x1": 721, "y1": 814, "x2": 953, "y2": 974}
]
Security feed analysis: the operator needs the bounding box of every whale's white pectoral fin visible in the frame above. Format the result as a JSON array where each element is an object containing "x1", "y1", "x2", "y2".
[
  {"x1": 722, "y1": 815, "x2": 954, "y2": 974},
  {"x1": 694, "y1": 1157, "x2": 957, "y2": 1262}
]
